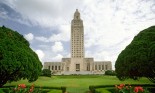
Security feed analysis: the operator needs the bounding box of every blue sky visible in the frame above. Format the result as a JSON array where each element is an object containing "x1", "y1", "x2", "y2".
[{"x1": 0, "y1": 0, "x2": 155, "y2": 69}]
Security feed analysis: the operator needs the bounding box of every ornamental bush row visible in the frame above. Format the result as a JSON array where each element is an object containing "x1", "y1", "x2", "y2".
[
  {"x1": 89, "y1": 84, "x2": 155, "y2": 93},
  {"x1": 0, "y1": 84, "x2": 66, "y2": 93}
]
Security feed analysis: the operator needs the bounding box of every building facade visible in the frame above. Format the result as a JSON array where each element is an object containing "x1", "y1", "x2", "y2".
[{"x1": 44, "y1": 9, "x2": 112, "y2": 75}]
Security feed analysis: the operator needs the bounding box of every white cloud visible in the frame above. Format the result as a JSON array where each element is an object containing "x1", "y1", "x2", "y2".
[
  {"x1": 52, "y1": 42, "x2": 64, "y2": 53},
  {"x1": 49, "y1": 25, "x2": 70, "y2": 42},
  {"x1": 35, "y1": 36, "x2": 49, "y2": 42},
  {"x1": 0, "y1": 10, "x2": 8, "y2": 19},
  {"x1": 35, "y1": 49, "x2": 45, "y2": 62},
  {"x1": 24, "y1": 33, "x2": 34, "y2": 41},
  {"x1": 1, "y1": 0, "x2": 83, "y2": 28},
  {"x1": 66, "y1": 53, "x2": 71, "y2": 58},
  {"x1": 34, "y1": 25, "x2": 70, "y2": 43},
  {"x1": 1, "y1": 0, "x2": 155, "y2": 70},
  {"x1": 52, "y1": 54, "x2": 63, "y2": 61}
]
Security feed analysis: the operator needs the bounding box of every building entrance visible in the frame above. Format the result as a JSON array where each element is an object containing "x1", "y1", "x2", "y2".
[{"x1": 76, "y1": 64, "x2": 80, "y2": 71}]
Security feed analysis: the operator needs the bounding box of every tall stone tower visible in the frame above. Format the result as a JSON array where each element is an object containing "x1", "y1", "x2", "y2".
[
  {"x1": 71, "y1": 9, "x2": 84, "y2": 58},
  {"x1": 44, "y1": 9, "x2": 112, "y2": 74},
  {"x1": 70, "y1": 9, "x2": 85, "y2": 72}
]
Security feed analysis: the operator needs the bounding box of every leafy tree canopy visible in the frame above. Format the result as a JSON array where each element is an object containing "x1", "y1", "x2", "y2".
[
  {"x1": 0, "y1": 26, "x2": 42, "y2": 87},
  {"x1": 115, "y1": 26, "x2": 155, "y2": 83}
]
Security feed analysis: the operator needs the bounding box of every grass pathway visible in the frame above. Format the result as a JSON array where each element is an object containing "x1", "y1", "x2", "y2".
[
  {"x1": 67, "y1": 87, "x2": 89, "y2": 93},
  {"x1": 62, "y1": 78, "x2": 89, "y2": 93}
]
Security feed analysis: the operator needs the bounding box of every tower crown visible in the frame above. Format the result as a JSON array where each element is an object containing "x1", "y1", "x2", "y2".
[{"x1": 74, "y1": 9, "x2": 80, "y2": 20}]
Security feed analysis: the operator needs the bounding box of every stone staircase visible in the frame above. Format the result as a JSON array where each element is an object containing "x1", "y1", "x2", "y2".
[{"x1": 61, "y1": 71, "x2": 104, "y2": 75}]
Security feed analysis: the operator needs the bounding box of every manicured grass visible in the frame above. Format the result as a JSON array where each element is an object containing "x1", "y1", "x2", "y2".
[
  {"x1": 96, "y1": 88, "x2": 111, "y2": 93},
  {"x1": 47, "y1": 90, "x2": 62, "y2": 93},
  {"x1": 5, "y1": 75, "x2": 153, "y2": 93}
]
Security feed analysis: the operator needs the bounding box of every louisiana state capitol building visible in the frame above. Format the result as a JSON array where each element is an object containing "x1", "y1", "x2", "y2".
[{"x1": 44, "y1": 9, "x2": 112, "y2": 75}]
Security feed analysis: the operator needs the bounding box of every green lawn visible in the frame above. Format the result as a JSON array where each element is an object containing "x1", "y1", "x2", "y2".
[{"x1": 5, "y1": 75, "x2": 153, "y2": 93}]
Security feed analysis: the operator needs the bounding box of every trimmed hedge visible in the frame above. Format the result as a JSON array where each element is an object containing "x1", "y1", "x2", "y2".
[
  {"x1": 1, "y1": 86, "x2": 66, "y2": 93},
  {"x1": 89, "y1": 84, "x2": 155, "y2": 93},
  {"x1": 0, "y1": 88, "x2": 8, "y2": 93}
]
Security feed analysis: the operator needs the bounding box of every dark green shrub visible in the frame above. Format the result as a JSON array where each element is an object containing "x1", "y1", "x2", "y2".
[
  {"x1": 0, "y1": 89, "x2": 4, "y2": 93},
  {"x1": 0, "y1": 88, "x2": 10, "y2": 93},
  {"x1": 42, "y1": 69, "x2": 51, "y2": 77},
  {"x1": 105, "y1": 70, "x2": 116, "y2": 76}
]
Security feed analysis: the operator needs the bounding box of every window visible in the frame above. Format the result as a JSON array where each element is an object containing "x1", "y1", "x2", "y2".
[
  {"x1": 48, "y1": 66, "x2": 50, "y2": 70},
  {"x1": 106, "y1": 65, "x2": 108, "y2": 70},
  {"x1": 55, "y1": 66, "x2": 57, "y2": 70},
  {"x1": 99, "y1": 65, "x2": 101, "y2": 70},
  {"x1": 67, "y1": 67, "x2": 69, "y2": 71},
  {"x1": 95, "y1": 65, "x2": 97, "y2": 70},
  {"x1": 87, "y1": 63, "x2": 90, "y2": 71},
  {"x1": 52, "y1": 66, "x2": 54, "y2": 70},
  {"x1": 102, "y1": 65, "x2": 104, "y2": 70}
]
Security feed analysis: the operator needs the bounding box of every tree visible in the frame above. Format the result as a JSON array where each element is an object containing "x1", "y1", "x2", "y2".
[
  {"x1": 0, "y1": 26, "x2": 42, "y2": 87},
  {"x1": 115, "y1": 26, "x2": 155, "y2": 83},
  {"x1": 42, "y1": 69, "x2": 51, "y2": 77}
]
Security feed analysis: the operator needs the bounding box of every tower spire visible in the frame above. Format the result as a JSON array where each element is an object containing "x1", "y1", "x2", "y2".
[{"x1": 74, "y1": 9, "x2": 80, "y2": 20}]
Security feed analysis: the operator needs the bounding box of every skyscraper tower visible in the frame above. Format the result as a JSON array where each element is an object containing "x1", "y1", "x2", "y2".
[{"x1": 71, "y1": 9, "x2": 84, "y2": 58}]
